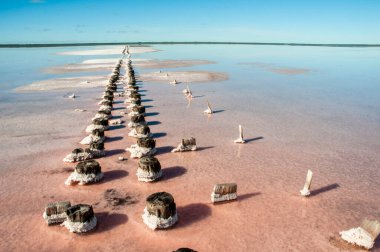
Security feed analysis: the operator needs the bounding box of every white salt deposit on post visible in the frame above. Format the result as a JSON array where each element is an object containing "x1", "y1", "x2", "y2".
[
  {"x1": 66, "y1": 93, "x2": 76, "y2": 99},
  {"x1": 61, "y1": 204, "x2": 97, "y2": 233},
  {"x1": 64, "y1": 142, "x2": 106, "y2": 162},
  {"x1": 92, "y1": 112, "x2": 111, "y2": 121},
  {"x1": 211, "y1": 183, "x2": 237, "y2": 203},
  {"x1": 234, "y1": 125, "x2": 246, "y2": 143},
  {"x1": 128, "y1": 125, "x2": 152, "y2": 139},
  {"x1": 169, "y1": 79, "x2": 178, "y2": 85},
  {"x1": 300, "y1": 170, "x2": 313, "y2": 197},
  {"x1": 339, "y1": 219, "x2": 380, "y2": 250},
  {"x1": 142, "y1": 192, "x2": 178, "y2": 230},
  {"x1": 65, "y1": 160, "x2": 104, "y2": 185},
  {"x1": 203, "y1": 101, "x2": 213, "y2": 114},
  {"x1": 127, "y1": 114, "x2": 147, "y2": 129},
  {"x1": 85, "y1": 118, "x2": 109, "y2": 133},
  {"x1": 80, "y1": 128, "x2": 105, "y2": 145},
  {"x1": 182, "y1": 85, "x2": 190, "y2": 94},
  {"x1": 109, "y1": 119, "x2": 123, "y2": 125},
  {"x1": 63, "y1": 148, "x2": 93, "y2": 163},
  {"x1": 126, "y1": 137, "x2": 157, "y2": 158},
  {"x1": 43, "y1": 201, "x2": 71, "y2": 225},
  {"x1": 79, "y1": 134, "x2": 105, "y2": 146},
  {"x1": 136, "y1": 156, "x2": 162, "y2": 182},
  {"x1": 85, "y1": 124, "x2": 108, "y2": 133},
  {"x1": 186, "y1": 90, "x2": 194, "y2": 99},
  {"x1": 171, "y1": 137, "x2": 197, "y2": 152},
  {"x1": 183, "y1": 85, "x2": 194, "y2": 99}
]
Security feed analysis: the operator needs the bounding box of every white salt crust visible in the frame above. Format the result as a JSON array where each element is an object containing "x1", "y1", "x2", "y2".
[
  {"x1": 65, "y1": 171, "x2": 104, "y2": 185},
  {"x1": 127, "y1": 103, "x2": 139, "y2": 110},
  {"x1": 300, "y1": 188, "x2": 311, "y2": 196},
  {"x1": 62, "y1": 216, "x2": 97, "y2": 233},
  {"x1": 142, "y1": 207, "x2": 178, "y2": 230},
  {"x1": 128, "y1": 128, "x2": 152, "y2": 139},
  {"x1": 127, "y1": 121, "x2": 147, "y2": 129},
  {"x1": 128, "y1": 111, "x2": 145, "y2": 117},
  {"x1": 85, "y1": 124, "x2": 108, "y2": 133},
  {"x1": 63, "y1": 152, "x2": 92, "y2": 163},
  {"x1": 124, "y1": 97, "x2": 140, "y2": 104},
  {"x1": 136, "y1": 168, "x2": 162, "y2": 182},
  {"x1": 99, "y1": 105, "x2": 112, "y2": 111},
  {"x1": 233, "y1": 137, "x2": 246, "y2": 143},
  {"x1": 211, "y1": 192, "x2": 237, "y2": 203},
  {"x1": 62, "y1": 150, "x2": 105, "y2": 163},
  {"x1": 80, "y1": 135, "x2": 105, "y2": 145},
  {"x1": 109, "y1": 119, "x2": 123, "y2": 125},
  {"x1": 126, "y1": 145, "x2": 157, "y2": 159},
  {"x1": 92, "y1": 113, "x2": 111, "y2": 121},
  {"x1": 115, "y1": 92, "x2": 124, "y2": 97},
  {"x1": 124, "y1": 87, "x2": 137, "y2": 92},
  {"x1": 42, "y1": 212, "x2": 67, "y2": 225},
  {"x1": 171, "y1": 143, "x2": 197, "y2": 153},
  {"x1": 98, "y1": 99, "x2": 112, "y2": 105},
  {"x1": 340, "y1": 227, "x2": 374, "y2": 250}
]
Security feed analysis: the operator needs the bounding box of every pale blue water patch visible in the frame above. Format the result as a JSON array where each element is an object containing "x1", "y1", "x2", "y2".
[
  {"x1": 148, "y1": 44, "x2": 380, "y2": 122},
  {"x1": 0, "y1": 44, "x2": 379, "y2": 126},
  {"x1": 0, "y1": 45, "x2": 121, "y2": 95}
]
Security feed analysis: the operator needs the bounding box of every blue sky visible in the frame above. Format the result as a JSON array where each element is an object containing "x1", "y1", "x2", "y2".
[{"x1": 0, "y1": 0, "x2": 379, "y2": 44}]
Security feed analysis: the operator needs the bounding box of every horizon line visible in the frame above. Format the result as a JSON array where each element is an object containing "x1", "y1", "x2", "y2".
[{"x1": 1, "y1": 41, "x2": 380, "y2": 48}]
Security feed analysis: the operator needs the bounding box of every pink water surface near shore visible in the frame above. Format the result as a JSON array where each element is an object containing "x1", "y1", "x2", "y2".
[{"x1": 0, "y1": 45, "x2": 379, "y2": 251}]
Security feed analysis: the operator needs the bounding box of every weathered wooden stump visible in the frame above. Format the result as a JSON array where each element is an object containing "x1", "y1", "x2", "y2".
[
  {"x1": 137, "y1": 137, "x2": 155, "y2": 149},
  {"x1": 137, "y1": 156, "x2": 162, "y2": 182},
  {"x1": 99, "y1": 100, "x2": 113, "y2": 107},
  {"x1": 92, "y1": 128, "x2": 104, "y2": 138},
  {"x1": 43, "y1": 201, "x2": 71, "y2": 225},
  {"x1": 172, "y1": 137, "x2": 197, "y2": 152},
  {"x1": 92, "y1": 118, "x2": 109, "y2": 127},
  {"x1": 131, "y1": 105, "x2": 145, "y2": 115},
  {"x1": 63, "y1": 148, "x2": 92, "y2": 163},
  {"x1": 128, "y1": 114, "x2": 146, "y2": 128},
  {"x1": 131, "y1": 114, "x2": 145, "y2": 124},
  {"x1": 126, "y1": 136, "x2": 156, "y2": 158},
  {"x1": 98, "y1": 107, "x2": 112, "y2": 115},
  {"x1": 65, "y1": 160, "x2": 103, "y2": 185},
  {"x1": 211, "y1": 183, "x2": 237, "y2": 203},
  {"x1": 128, "y1": 125, "x2": 151, "y2": 138},
  {"x1": 142, "y1": 192, "x2": 178, "y2": 230},
  {"x1": 62, "y1": 204, "x2": 97, "y2": 233},
  {"x1": 76, "y1": 160, "x2": 101, "y2": 175}
]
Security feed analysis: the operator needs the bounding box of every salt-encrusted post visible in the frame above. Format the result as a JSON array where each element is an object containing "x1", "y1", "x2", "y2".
[
  {"x1": 211, "y1": 183, "x2": 237, "y2": 203},
  {"x1": 142, "y1": 192, "x2": 178, "y2": 230},
  {"x1": 62, "y1": 204, "x2": 97, "y2": 233},
  {"x1": 43, "y1": 201, "x2": 71, "y2": 225},
  {"x1": 65, "y1": 160, "x2": 104, "y2": 185},
  {"x1": 137, "y1": 156, "x2": 162, "y2": 182}
]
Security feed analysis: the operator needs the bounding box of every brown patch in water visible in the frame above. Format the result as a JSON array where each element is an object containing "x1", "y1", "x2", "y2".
[
  {"x1": 103, "y1": 189, "x2": 137, "y2": 210},
  {"x1": 37, "y1": 167, "x2": 74, "y2": 175}
]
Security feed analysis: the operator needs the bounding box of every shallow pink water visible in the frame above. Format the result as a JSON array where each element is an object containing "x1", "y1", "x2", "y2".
[{"x1": 0, "y1": 45, "x2": 379, "y2": 251}]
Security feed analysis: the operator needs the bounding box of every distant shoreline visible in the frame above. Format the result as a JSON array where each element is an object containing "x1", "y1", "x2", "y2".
[{"x1": 0, "y1": 41, "x2": 380, "y2": 48}]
